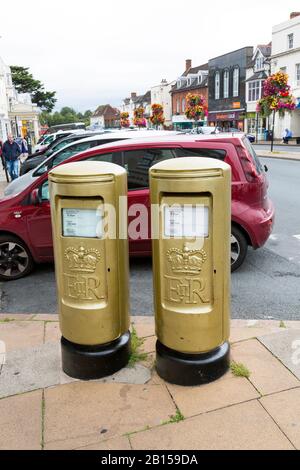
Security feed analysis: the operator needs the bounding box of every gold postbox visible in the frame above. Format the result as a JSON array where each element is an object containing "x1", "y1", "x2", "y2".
[
  {"x1": 150, "y1": 157, "x2": 231, "y2": 386},
  {"x1": 49, "y1": 161, "x2": 130, "y2": 380}
]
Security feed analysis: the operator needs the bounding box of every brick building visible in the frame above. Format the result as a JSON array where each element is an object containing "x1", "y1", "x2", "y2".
[
  {"x1": 170, "y1": 60, "x2": 208, "y2": 130},
  {"x1": 90, "y1": 104, "x2": 120, "y2": 129}
]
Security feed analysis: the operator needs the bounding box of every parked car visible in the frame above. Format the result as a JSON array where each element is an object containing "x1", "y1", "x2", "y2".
[
  {"x1": 190, "y1": 126, "x2": 221, "y2": 135},
  {"x1": 33, "y1": 130, "x2": 86, "y2": 153},
  {"x1": 224, "y1": 127, "x2": 256, "y2": 143},
  {"x1": 0, "y1": 134, "x2": 274, "y2": 280},
  {"x1": 20, "y1": 132, "x2": 102, "y2": 175},
  {"x1": 5, "y1": 130, "x2": 180, "y2": 197}
]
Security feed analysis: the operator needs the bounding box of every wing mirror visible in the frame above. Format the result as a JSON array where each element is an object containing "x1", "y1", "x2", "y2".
[{"x1": 30, "y1": 188, "x2": 42, "y2": 205}]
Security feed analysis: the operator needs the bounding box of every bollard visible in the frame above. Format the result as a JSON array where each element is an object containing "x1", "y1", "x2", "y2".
[
  {"x1": 150, "y1": 157, "x2": 231, "y2": 386},
  {"x1": 49, "y1": 161, "x2": 130, "y2": 380}
]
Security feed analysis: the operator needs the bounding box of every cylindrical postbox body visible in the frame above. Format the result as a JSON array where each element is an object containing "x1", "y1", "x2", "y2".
[
  {"x1": 49, "y1": 161, "x2": 130, "y2": 379},
  {"x1": 150, "y1": 157, "x2": 231, "y2": 386}
]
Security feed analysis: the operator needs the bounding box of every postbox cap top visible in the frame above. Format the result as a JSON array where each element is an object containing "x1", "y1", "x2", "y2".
[
  {"x1": 49, "y1": 161, "x2": 126, "y2": 179},
  {"x1": 150, "y1": 157, "x2": 230, "y2": 173}
]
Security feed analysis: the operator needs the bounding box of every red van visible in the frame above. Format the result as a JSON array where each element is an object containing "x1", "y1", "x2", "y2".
[{"x1": 0, "y1": 135, "x2": 274, "y2": 280}]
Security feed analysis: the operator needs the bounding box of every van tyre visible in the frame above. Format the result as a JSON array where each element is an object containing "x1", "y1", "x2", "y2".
[
  {"x1": 231, "y1": 226, "x2": 248, "y2": 272},
  {"x1": 0, "y1": 235, "x2": 34, "y2": 281}
]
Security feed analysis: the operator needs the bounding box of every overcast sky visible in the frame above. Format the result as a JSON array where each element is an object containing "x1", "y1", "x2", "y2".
[{"x1": 0, "y1": 0, "x2": 299, "y2": 112}]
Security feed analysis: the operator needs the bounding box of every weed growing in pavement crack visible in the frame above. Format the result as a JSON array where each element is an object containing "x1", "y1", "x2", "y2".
[
  {"x1": 279, "y1": 320, "x2": 286, "y2": 328},
  {"x1": 162, "y1": 409, "x2": 185, "y2": 425},
  {"x1": 230, "y1": 361, "x2": 251, "y2": 378},
  {"x1": 128, "y1": 325, "x2": 148, "y2": 367}
]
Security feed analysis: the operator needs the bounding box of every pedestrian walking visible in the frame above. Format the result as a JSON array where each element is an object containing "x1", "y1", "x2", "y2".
[
  {"x1": 282, "y1": 128, "x2": 292, "y2": 144},
  {"x1": 15, "y1": 136, "x2": 29, "y2": 162},
  {"x1": 2, "y1": 134, "x2": 21, "y2": 180}
]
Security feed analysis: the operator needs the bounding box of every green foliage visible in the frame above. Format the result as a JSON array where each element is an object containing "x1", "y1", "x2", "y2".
[
  {"x1": 39, "y1": 107, "x2": 92, "y2": 127},
  {"x1": 129, "y1": 326, "x2": 148, "y2": 367},
  {"x1": 230, "y1": 361, "x2": 250, "y2": 378},
  {"x1": 10, "y1": 65, "x2": 57, "y2": 112},
  {"x1": 162, "y1": 409, "x2": 185, "y2": 425}
]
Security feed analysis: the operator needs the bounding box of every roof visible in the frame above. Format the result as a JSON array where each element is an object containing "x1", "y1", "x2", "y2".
[
  {"x1": 246, "y1": 70, "x2": 269, "y2": 82},
  {"x1": 257, "y1": 43, "x2": 272, "y2": 57},
  {"x1": 92, "y1": 104, "x2": 120, "y2": 118},
  {"x1": 183, "y1": 63, "x2": 208, "y2": 76},
  {"x1": 171, "y1": 75, "x2": 208, "y2": 94}
]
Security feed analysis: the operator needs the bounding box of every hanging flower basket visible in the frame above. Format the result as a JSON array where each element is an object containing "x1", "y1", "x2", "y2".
[
  {"x1": 257, "y1": 72, "x2": 296, "y2": 118},
  {"x1": 133, "y1": 107, "x2": 147, "y2": 127},
  {"x1": 150, "y1": 103, "x2": 165, "y2": 126},
  {"x1": 120, "y1": 112, "x2": 130, "y2": 128},
  {"x1": 185, "y1": 93, "x2": 208, "y2": 121}
]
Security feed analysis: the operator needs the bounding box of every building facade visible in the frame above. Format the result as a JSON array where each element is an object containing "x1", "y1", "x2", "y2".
[
  {"x1": 151, "y1": 79, "x2": 175, "y2": 128},
  {"x1": 271, "y1": 12, "x2": 300, "y2": 139},
  {"x1": 90, "y1": 104, "x2": 120, "y2": 129},
  {"x1": 120, "y1": 91, "x2": 151, "y2": 126},
  {"x1": 245, "y1": 44, "x2": 271, "y2": 140},
  {"x1": 171, "y1": 60, "x2": 208, "y2": 130},
  {"x1": 0, "y1": 56, "x2": 11, "y2": 141},
  {"x1": 208, "y1": 47, "x2": 253, "y2": 131}
]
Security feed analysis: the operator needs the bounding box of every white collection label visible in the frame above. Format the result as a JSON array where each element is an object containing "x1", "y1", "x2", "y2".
[
  {"x1": 164, "y1": 205, "x2": 209, "y2": 238},
  {"x1": 62, "y1": 209, "x2": 103, "y2": 238}
]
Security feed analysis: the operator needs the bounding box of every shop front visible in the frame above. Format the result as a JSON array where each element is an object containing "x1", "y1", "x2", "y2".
[
  {"x1": 208, "y1": 110, "x2": 245, "y2": 131},
  {"x1": 172, "y1": 114, "x2": 206, "y2": 130}
]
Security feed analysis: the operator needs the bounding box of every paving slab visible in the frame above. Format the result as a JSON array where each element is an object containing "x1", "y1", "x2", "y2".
[
  {"x1": 130, "y1": 400, "x2": 293, "y2": 450},
  {"x1": 231, "y1": 339, "x2": 300, "y2": 395},
  {"x1": 44, "y1": 322, "x2": 60, "y2": 343},
  {"x1": 0, "y1": 341, "x2": 151, "y2": 399},
  {"x1": 44, "y1": 382, "x2": 176, "y2": 450},
  {"x1": 0, "y1": 320, "x2": 45, "y2": 352},
  {"x1": 0, "y1": 314, "x2": 35, "y2": 321},
  {"x1": 0, "y1": 390, "x2": 42, "y2": 450},
  {"x1": 75, "y1": 436, "x2": 131, "y2": 450},
  {"x1": 167, "y1": 371, "x2": 259, "y2": 417},
  {"x1": 259, "y1": 329, "x2": 300, "y2": 380},
  {"x1": 260, "y1": 388, "x2": 300, "y2": 449}
]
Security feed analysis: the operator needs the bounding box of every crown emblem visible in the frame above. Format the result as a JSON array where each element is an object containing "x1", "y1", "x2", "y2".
[
  {"x1": 65, "y1": 246, "x2": 101, "y2": 273},
  {"x1": 167, "y1": 244, "x2": 207, "y2": 275}
]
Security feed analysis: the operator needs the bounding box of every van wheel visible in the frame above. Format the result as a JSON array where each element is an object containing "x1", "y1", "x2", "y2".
[
  {"x1": 0, "y1": 235, "x2": 34, "y2": 281},
  {"x1": 231, "y1": 226, "x2": 248, "y2": 272}
]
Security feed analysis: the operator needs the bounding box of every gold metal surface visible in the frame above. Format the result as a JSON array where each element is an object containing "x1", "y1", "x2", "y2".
[
  {"x1": 150, "y1": 157, "x2": 231, "y2": 354},
  {"x1": 49, "y1": 161, "x2": 130, "y2": 346}
]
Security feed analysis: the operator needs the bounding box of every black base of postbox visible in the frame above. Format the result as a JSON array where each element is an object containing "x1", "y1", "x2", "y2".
[
  {"x1": 61, "y1": 331, "x2": 131, "y2": 380},
  {"x1": 156, "y1": 340, "x2": 230, "y2": 386}
]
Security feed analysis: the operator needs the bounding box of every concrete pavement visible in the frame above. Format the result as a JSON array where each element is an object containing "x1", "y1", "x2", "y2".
[{"x1": 1, "y1": 315, "x2": 300, "y2": 450}]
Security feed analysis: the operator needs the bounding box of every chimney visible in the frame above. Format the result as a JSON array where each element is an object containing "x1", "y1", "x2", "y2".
[
  {"x1": 185, "y1": 59, "x2": 192, "y2": 71},
  {"x1": 290, "y1": 12, "x2": 300, "y2": 19},
  {"x1": 131, "y1": 92, "x2": 137, "y2": 99}
]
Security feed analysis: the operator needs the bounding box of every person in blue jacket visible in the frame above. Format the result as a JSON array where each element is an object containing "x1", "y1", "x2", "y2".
[{"x1": 2, "y1": 134, "x2": 21, "y2": 180}]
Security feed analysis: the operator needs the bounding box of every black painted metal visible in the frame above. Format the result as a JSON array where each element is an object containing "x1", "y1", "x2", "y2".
[
  {"x1": 61, "y1": 331, "x2": 131, "y2": 380},
  {"x1": 156, "y1": 340, "x2": 230, "y2": 386}
]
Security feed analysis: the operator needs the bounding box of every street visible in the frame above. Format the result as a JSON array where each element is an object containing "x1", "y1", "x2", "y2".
[{"x1": 0, "y1": 156, "x2": 299, "y2": 320}]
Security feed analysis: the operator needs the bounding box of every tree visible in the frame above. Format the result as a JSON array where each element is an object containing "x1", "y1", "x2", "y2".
[
  {"x1": 257, "y1": 71, "x2": 296, "y2": 151},
  {"x1": 10, "y1": 65, "x2": 57, "y2": 112}
]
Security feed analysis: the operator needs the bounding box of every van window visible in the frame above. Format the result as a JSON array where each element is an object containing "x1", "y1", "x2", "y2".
[
  {"x1": 174, "y1": 148, "x2": 226, "y2": 160},
  {"x1": 124, "y1": 148, "x2": 174, "y2": 190}
]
